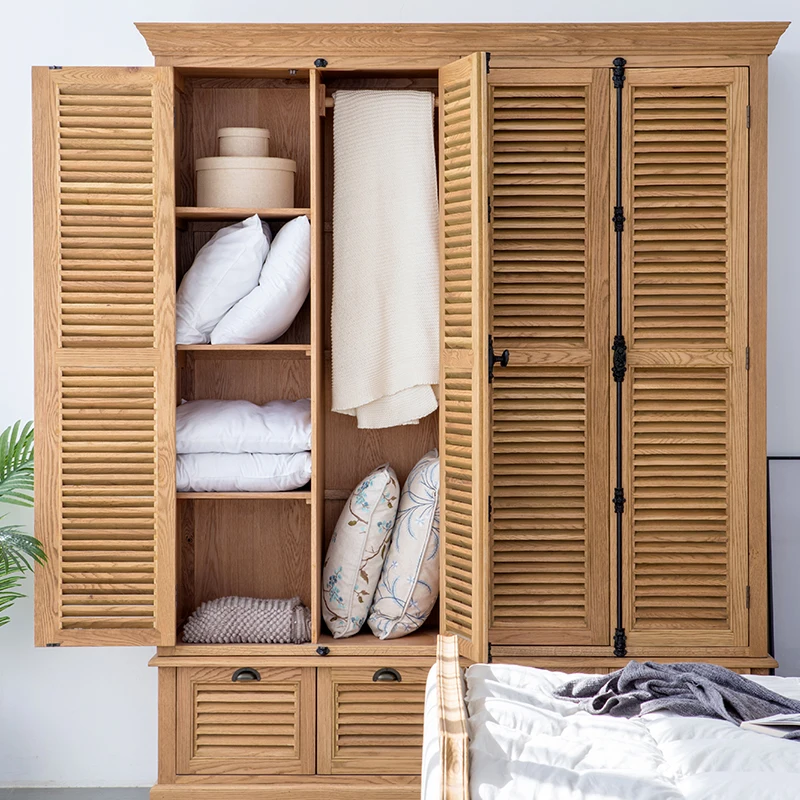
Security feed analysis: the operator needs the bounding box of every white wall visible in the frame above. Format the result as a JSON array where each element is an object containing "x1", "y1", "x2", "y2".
[{"x1": 0, "y1": 0, "x2": 798, "y2": 787}]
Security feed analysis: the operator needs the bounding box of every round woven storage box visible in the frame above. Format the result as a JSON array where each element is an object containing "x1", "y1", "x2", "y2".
[{"x1": 196, "y1": 156, "x2": 296, "y2": 208}]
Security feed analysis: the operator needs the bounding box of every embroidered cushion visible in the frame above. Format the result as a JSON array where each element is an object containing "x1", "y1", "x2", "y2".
[
  {"x1": 176, "y1": 214, "x2": 271, "y2": 344},
  {"x1": 367, "y1": 450, "x2": 440, "y2": 639},
  {"x1": 322, "y1": 464, "x2": 399, "y2": 638}
]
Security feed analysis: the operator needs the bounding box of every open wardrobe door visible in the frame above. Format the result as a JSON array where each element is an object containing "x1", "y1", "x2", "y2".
[
  {"x1": 438, "y1": 52, "x2": 490, "y2": 663},
  {"x1": 33, "y1": 67, "x2": 176, "y2": 646},
  {"x1": 621, "y1": 67, "x2": 750, "y2": 649}
]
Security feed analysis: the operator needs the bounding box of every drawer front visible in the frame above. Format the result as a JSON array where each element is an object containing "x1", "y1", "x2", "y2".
[
  {"x1": 177, "y1": 665, "x2": 315, "y2": 775},
  {"x1": 318, "y1": 665, "x2": 429, "y2": 775}
]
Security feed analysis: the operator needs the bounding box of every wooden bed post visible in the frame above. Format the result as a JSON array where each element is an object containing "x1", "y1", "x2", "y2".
[{"x1": 437, "y1": 635, "x2": 470, "y2": 799}]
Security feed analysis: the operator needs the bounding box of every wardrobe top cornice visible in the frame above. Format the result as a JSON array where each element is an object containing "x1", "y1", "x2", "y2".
[{"x1": 136, "y1": 22, "x2": 789, "y2": 66}]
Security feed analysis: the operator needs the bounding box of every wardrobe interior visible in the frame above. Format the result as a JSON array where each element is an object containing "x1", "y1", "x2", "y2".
[{"x1": 173, "y1": 68, "x2": 441, "y2": 645}]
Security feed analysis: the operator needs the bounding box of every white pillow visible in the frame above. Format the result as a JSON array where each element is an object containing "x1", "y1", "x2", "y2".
[
  {"x1": 176, "y1": 398, "x2": 311, "y2": 454},
  {"x1": 176, "y1": 215, "x2": 270, "y2": 344},
  {"x1": 367, "y1": 450, "x2": 440, "y2": 639},
  {"x1": 176, "y1": 451, "x2": 311, "y2": 492},
  {"x1": 211, "y1": 216, "x2": 311, "y2": 345},
  {"x1": 322, "y1": 464, "x2": 399, "y2": 638}
]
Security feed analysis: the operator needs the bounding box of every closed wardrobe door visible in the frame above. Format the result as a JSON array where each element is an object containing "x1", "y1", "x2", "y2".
[
  {"x1": 487, "y1": 68, "x2": 611, "y2": 646},
  {"x1": 33, "y1": 67, "x2": 176, "y2": 646},
  {"x1": 620, "y1": 68, "x2": 749, "y2": 648}
]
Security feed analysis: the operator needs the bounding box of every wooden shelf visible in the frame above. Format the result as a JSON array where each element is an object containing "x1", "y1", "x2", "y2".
[
  {"x1": 177, "y1": 491, "x2": 312, "y2": 501},
  {"x1": 176, "y1": 206, "x2": 311, "y2": 220},
  {"x1": 177, "y1": 344, "x2": 311, "y2": 358}
]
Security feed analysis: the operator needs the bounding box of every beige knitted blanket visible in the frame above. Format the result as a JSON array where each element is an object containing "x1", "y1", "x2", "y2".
[
  {"x1": 331, "y1": 90, "x2": 440, "y2": 429},
  {"x1": 182, "y1": 596, "x2": 311, "y2": 644}
]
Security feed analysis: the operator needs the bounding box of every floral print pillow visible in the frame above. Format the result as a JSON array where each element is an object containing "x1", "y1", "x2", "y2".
[
  {"x1": 367, "y1": 450, "x2": 440, "y2": 639},
  {"x1": 322, "y1": 464, "x2": 399, "y2": 638}
]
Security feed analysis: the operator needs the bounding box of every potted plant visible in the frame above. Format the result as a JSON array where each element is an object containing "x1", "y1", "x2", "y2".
[{"x1": 0, "y1": 420, "x2": 45, "y2": 626}]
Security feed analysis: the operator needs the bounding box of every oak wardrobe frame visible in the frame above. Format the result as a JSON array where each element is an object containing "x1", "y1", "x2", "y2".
[{"x1": 32, "y1": 21, "x2": 787, "y2": 799}]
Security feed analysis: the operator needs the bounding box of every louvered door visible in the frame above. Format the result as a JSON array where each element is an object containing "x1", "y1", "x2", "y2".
[
  {"x1": 438, "y1": 53, "x2": 490, "y2": 662},
  {"x1": 177, "y1": 666, "x2": 315, "y2": 775},
  {"x1": 32, "y1": 67, "x2": 176, "y2": 646},
  {"x1": 621, "y1": 68, "x2": 749, "y2": 647},
  {"x1": 317, "y1": 665, "x2": 428, "y2": 775},
  {"x1": 487, "y1": 69, "x2": 611, "y2": 645}
]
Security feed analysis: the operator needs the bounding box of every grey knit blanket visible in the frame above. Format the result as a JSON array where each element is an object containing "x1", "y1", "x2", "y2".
[
  {"x1": 182, "y1": 596, "x2": 311, "y2": 644},
  {"x1": 554, "y1": 660, "x2": 800, "y2": 738}
]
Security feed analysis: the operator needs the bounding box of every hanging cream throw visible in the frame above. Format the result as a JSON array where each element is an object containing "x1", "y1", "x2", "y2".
[{"x1": 331, "y1": 90, "x2": 440, "y2": 429}]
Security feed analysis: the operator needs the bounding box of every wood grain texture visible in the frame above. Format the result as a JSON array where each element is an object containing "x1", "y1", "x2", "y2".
[
  {"x1": 435, "y1": 635, "x2": 469, "y2": 800},
  {"x1": 177, "y1": 666, "x2": 315, "y2": 775},
  {"x1": 150, "y1": 779, "x2": 420, "y2": 799},
  {"x1": 33, "y1": 66, "x2": 176, "y2": 647},
  {"x1": 487, "y1": 68, "x2": 610, "y2": 647},
  {"x1": 136, "y1": 23, "x2": 789, "y2": 62},
  {"x1": 317, "y1": 664, "x2": 429, "y2": 775},
  {"x1": 621, "y1": 67, "x2": 750, "y2": 648},
  {"x1": 438, "y1": 53, "x2": 490, "y2": 662}
]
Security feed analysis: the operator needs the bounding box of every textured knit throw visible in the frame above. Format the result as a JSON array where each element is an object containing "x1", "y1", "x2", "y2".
[
  {"x1": 555, "y1": 660, "x2": 800, "y2": 738},
  {"x1": 182, "y1": 596, "x2": 311, "y2": 644},
  {"x1": 331, "y1": 90, "x2": 440, "y2": 429}
]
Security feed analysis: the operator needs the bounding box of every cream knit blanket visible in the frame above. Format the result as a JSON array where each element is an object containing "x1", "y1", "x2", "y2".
[{"x1": 331, "y1": 90, "x2": 440, "y2": 429}]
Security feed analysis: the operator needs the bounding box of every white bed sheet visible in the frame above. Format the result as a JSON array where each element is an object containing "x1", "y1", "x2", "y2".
[{"x1": 422, "y1": 663, "x2": 800, "y2": 800}]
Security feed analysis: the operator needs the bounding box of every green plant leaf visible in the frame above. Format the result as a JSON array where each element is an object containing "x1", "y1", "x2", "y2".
[
  {"x1": 0, "y1": 571, "x2": 26, "y2": 627},
  {"x1": 0, "y1": 420, "x2": 34, "y2": 508},
  {"x1": 0, "y1": 526, "x2": 46, "y2": 575}
]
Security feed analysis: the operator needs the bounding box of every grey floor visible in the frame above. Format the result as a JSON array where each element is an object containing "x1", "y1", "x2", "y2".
[{"x1": 0, "y1": 792, "x2": 149, "y2": 799}]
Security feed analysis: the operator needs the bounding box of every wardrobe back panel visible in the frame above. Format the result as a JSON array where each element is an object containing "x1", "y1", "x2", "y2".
[{"x1": 179, "y1": 76, "x2": 311, "y2": 208}]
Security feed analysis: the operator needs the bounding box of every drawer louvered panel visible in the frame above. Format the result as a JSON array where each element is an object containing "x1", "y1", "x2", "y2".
[
  {"x1": 58, "y1": 84, "x2": 156, "y2": 348},
  {"x1": 441, "y1": 368, "x2": 475, "y2": 639},
  {"x1": 318, "y1": 666, "x2": 428, "y2": 775},
  {"x1": 491, "y1": 84, "x2": 587, "y2": 347},
  {"x1": 628, "y1": 81, "x2": 735, "y2": 349},
  {"x1": 491, "y1": 366, "x2": 589, "y2": 631},
  {"x1": 177, "y1": 666, "x2": 315, "y2": 775},
  {"x1": 628, "y1": 368, "x2": 741, "y2": 637},
  {"x1": 59, "y1": 366, "x2": 158, "y2": 630}
]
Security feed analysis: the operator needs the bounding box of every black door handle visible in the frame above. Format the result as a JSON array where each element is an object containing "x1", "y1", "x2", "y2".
[{"x1": 488, "y1": 335, "x2": 510, "y2": 383}]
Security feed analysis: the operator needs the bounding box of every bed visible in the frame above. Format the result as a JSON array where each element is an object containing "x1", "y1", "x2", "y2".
[{"x1": 425, "y1": 636, "x2": 800, "y2": 799}]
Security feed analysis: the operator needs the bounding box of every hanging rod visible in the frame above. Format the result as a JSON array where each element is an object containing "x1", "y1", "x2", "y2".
[{"x1": 323, "y1": 96, "x2": 439, "y2": 109}]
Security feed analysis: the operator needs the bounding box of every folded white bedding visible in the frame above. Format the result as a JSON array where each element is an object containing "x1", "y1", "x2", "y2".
[
  {"x1": 176, "y1": 398, "x2": 311, "y2": 455},
  {"x1": 176, "y1": 451, "x2": 311, "y2": 492},
  {"x1": 422, "y1": 663, "x2": 800, "y2": 800}
]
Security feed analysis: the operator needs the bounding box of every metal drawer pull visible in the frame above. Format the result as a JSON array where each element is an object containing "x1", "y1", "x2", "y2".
[
  {"x1": 232, "y1": 667, "x2": 261, "y2": 682},
  {"x1": 372, "y1": 667, "x2": 402, "y2": 683}
]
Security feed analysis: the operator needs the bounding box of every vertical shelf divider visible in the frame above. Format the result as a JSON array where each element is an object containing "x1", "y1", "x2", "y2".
[{"x1": 310, "y1": 68, "x2": 325, "y2": 643}]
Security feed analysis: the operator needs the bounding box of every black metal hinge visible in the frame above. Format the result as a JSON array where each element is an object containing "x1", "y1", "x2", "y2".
[
  {"x1": 49, "y1": 66, "x2": 62, "y2": 70},
  {"x1": 612, "y1": 334, "x2": 627, "y2": 383},
  {"x1": 46, "y1": 642, "x2": 61, "y2": 647},
  {"x1": 488, "y1": 495, "x2": 493, "y2": 522},
  {"x1": 613, "y1": 627, "x2": 627, "y2": 658},
  {"x1": 613, "y1": 205, "x2": 625, "y2": 233},
  {"x1": 487, "y1": 643, "x2": 493, "y2": 663},
  {"x1": 613, "y1": 487, "x2": 626, "y2": 515},
  {"x1": 487, "y1": 196, "x2": 492, "y2": 223},
  {"x1": 746, "y1": 105, "x2": 751, "y2": 129},
  {"x1": 746, "y1": 585, "x2": 751, "y2": 609},
  {"x1": 746, "y1": 346, "x2": 751, "y2": 370},
  {"x1": 485, "y1": 52, "x2": 491, "y2": 74},
  {"x1": 488, "y1": 335, "x2": 509, "y2": 383},
  {"x1": 612, "y1": 56, "x2": 626, "y2": 88}
]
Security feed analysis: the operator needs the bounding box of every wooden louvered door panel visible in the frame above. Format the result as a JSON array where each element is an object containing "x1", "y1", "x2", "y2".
[
  {"x1": 177, "y1": 666, "x2": 315, "y2": 775},
  {"x1": 317, "y1": 665, "x2": 428, "y2": 775},
  {"x1": 438, "y1": 53, "x2": 490, "y2": 662},
  {"x1": 622, "y1": 68, "x2": 749, "y2": 647},
  {"x1": 487, "y1": 69, "x2": 610, "y2": 646},
  {"x1": 32, "y1": 67, "x2": 176, "y2": 646}
]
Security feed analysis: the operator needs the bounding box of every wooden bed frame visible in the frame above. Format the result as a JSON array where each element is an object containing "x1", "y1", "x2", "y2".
[{"x1": 436, "y1": 636, "x2": 470, "y2": 800}]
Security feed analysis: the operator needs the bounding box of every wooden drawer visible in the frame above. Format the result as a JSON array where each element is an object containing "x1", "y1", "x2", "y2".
[
  {"x1": 177, "y1": 665, "x2": 315, "y2": 775},
  {"x1": 317, "y1": 664, "x2": 428, "y2": 775}
]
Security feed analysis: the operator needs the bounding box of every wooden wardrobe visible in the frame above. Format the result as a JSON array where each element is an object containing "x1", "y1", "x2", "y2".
[{"x1": 32, "y1": 22, "x2": 786, "y2": 799}]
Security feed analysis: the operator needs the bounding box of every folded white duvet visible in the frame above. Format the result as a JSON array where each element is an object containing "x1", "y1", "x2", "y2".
[
  {"x1": 176, "y1": 398, "x2": 311, "y2": 455},
  {"x1": 176, "y1": 452, "x2": 311, "y2": 492}
]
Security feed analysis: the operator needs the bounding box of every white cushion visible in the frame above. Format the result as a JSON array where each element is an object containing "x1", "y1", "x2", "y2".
[
  {"x1": 176, "y1": 398, "x2": 311, "y2": 454},
  {"x1": 211, "y1": 216, "x2": 311, "y2": 345},
  {"x1": 176, "y1": 215, "x2": 270, "y2": 344},
  {"x1": 322, "y1": 464, "x2": 399, "y2": 638},
  {"x1": 368, "y1": 450, "x2": 439, "y2": 639},
  {"x1": 176, "y1": 451, "x2": 311, "y2": 492}
]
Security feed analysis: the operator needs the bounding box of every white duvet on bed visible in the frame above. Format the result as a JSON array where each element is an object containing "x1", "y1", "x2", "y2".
[{"x1": 422, "y1": 663, "x2": 800, "y2": 800}]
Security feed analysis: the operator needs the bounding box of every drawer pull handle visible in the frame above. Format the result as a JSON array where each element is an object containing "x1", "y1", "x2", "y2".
[
  {"x1": 373, "y1": 667, "x2": 402, "y2": 683},
  {"x1": 232, "y1": 667, "x2": 261, "y2": 683}
]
